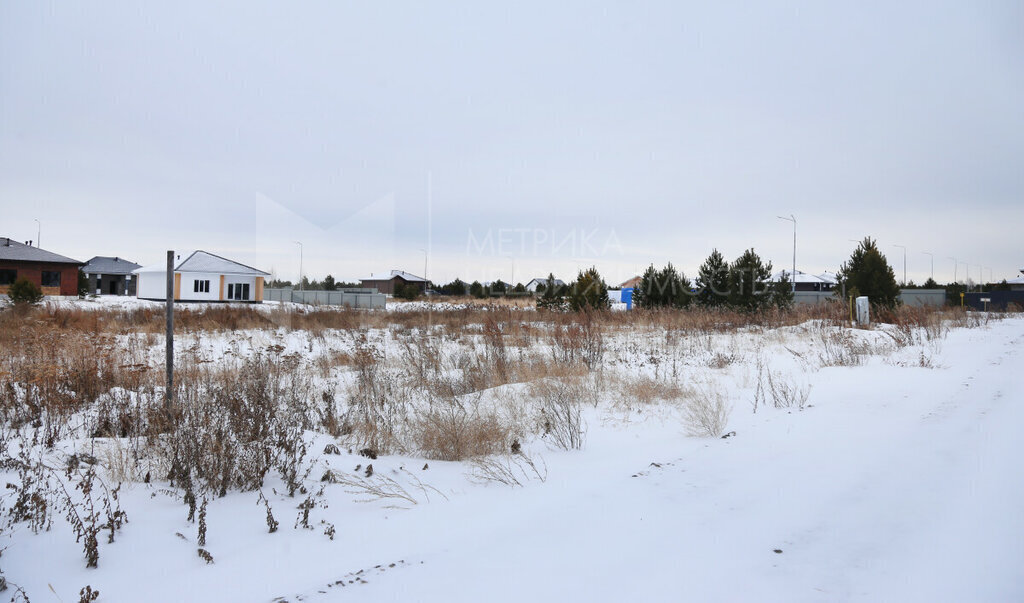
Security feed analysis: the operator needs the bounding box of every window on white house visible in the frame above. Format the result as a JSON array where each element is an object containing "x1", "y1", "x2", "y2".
[{"x1": 193, "y1": 280, "x2": 210, "y2": 293}]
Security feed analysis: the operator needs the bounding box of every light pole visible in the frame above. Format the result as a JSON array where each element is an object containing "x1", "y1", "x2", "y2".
[
  {"x1": 504, "y1": 255, "x2": 515, "y2": 289},
  {"x1": 921, "y1": 251, "x2": 934, "y2": 282},
  {"x1": 293, "y1": 241, "x2": 303, "y2": 291},
  {"x1": 777, "y1": 215, "x2": 796, "y2": 293},
  {"x1": 418, "y1": 249, "x2": 428, "y2": 290},
  {"x1": 34, "y1": 219, "x2": 40, "y2": 248},
  {"x1": 947, "y1": 256, "x2": 957, "y2": 284},
  {"x1": 893, "y1": 244, "x2": 907, "y2": 286}
]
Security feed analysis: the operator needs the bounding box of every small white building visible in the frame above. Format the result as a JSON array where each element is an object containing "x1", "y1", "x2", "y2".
[{"x1": 134, "y1": 250, "x2": 270, "y2": 302}]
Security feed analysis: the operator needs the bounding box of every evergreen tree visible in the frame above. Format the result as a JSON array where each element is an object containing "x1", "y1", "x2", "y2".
[
  {"x1": 322, "y1": 275, "x2": 337, "y2": 291},
  {"x1": 8, "y1": 277, "x2": 43, "y2": 305},
  {"x1": 469, "y1": 281, "x2": 485, "y2": 299},
  {"x1": 568, "y1": 266, "x2": 609, "y2": 312},
  {"x1": 727, "y1": 249, "x2": 774, "y2": 312},
  {"x1": 537, "y1": 273, "x2": 566, "y2": 310},
  {"x1": 836, "y1": 237, "x2": 901, "y2": 309},
  {"x1": 922, "y1": 277, "x2": 939, "y2": 289},
  {"x1": 696, "y1": 249, "x2": 730, "y2": 308},
  {"x1": 631, "y1": 265, "x2": 660, "y2": 309},
  {"x1": 441, "y1": 278, "x2": 467, "y2": 296},
  {"x1": 490, "y1": 280, "x2": 507, "y2": 295},
  {"x1": 77, "y1": 269, "x2": 89, "y2": 298},
  {"x1": 770, "y1": 272, "x2": 794, "y2": 310},
  {"x1": 634, "y1": 263, "x2": 692, "y2": 309}
]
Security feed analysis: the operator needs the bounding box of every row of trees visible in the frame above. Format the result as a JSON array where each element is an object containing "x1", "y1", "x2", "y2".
[{"x1": 633, "y1": 248, "x2": 792, "y2": 311}]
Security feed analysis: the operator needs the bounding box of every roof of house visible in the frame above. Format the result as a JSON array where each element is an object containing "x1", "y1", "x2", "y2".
[
  {"x1": 526, "y1": 277, "x2": 566, "y2": 286},
  {"x1": 0, "y1": 237, "x2": 83, "y2": 265},
  {"x1": 133, "y1": 250, "x2": 269, "y2": 276},
  {"x1": 1007, "y1": 275, "x2": 1024, "y2": 285},
  {"x1": 817, "y1": 271, "x2": 839, "y2": 284},
  {"x1": 618, "y1": 276, "x2": 642, "y2": 288},
  {"x1": 771, "y1": 269, "x2": 829, "y2": 284},
  {"x1": 83, "y1": 256, "x2": 142, "y2": 275},
  {"x1": 360, "y1": 270, "x2": 426, "y2": 282}
]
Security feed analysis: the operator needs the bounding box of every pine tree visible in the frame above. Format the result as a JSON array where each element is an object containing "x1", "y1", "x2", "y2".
[
  {"x1": 727, "y1": 249, "x2": 774, "y2": 312},
  {"x1": 537, "y1": 273, "x2": 566, "y2": 310},
  {"x1": 8, "y1": 277, "x2": 43, "y2": 305},
  {"x1": 696, "y1": 249, "x2": 730, "y2": 308},
  {"x1": 836, "y1": 237, "x2": 901, "y2": 309},
  {"x1": 469, "y1": 281, "x2": 485, "y2": 299},
  {"x1": 770, "y1": 272, "x2": 794, "y2": 309},
  {"x1": 568, "y1": 267, "x2": 609, "y2": 312}
]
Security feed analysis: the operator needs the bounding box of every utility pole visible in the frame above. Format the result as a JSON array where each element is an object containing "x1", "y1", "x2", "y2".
[
  {"x1": 893, "y1": 244, "x2": 907, "y2": 286},
  {"x1": 777, "y1": 215, "x2": 796, "y2": 293},
  {"x1": 165, "y1": 250, "x2": 174, "y2": 411},
  {"x1": 419, "y1": 248, "x2": 428, "y2": 288},
  {"x1": 294, "y1": 241, "x2": 303, "y2": 291},
  {"x1": 921, "y1": 251, "x2": 934, "y2": 281}
]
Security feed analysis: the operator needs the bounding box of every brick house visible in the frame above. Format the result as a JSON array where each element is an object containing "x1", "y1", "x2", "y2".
[
  {"x1": 359, "y1": 270, "x2": 427, "y2": 295},
  {"x1": 0, "y1": 237, "x2": 83, "y2": 297}
]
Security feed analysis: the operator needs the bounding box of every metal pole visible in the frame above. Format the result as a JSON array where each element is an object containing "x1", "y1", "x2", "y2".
[
  {"x1": 294, "y1": 241, "x2": 303, "y2": 290},
  {"x1": 165, "y1": 250, "x2": 174, "y2": 410},
  {"x1": 893, "y1": 244, "x2": 906, "y2": 285},
  {"x1": 34, "y1": 219, "x2": 40, "y2": 248},
  {"x1": 947, "y1": 256, "x2": 957, "y2": 284},
  {"x1": 777, "y1": 215, "x2": 796, "y2": 293}
]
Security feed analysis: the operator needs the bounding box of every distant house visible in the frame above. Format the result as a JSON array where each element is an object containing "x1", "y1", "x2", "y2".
[
  {"x1": 771, "y1": 269, "x2": 832, "y2": 292},
  {"x1": 1009, "y1": 269, "x2": 1024, "y2": 292},
  {"x1": 83, "y1": 256, "x2": 142, "y2": 296},
  {"x1": 134, "y1": 250, "x2": 269, "y2": 302},
  {"x1": 359, "y1": 270, "x2": 427, "y2": 295},
  {"x1": 618, "y1": 276, "x2": 642, "y2": 289},
  {"x1": 0, "y1": 237, "x2": 83, "y2": 297},
  {"x1": 817, "y1": 271, "x2": 839, "y2": 288},
  {"x1": 525, "y1": 277, "x2": 566, "y2": 293}
]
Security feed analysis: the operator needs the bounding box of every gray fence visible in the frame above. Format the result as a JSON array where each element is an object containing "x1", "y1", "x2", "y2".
[
  {"x1": 793, "y1": 291, "x2": 834, "y2": 305},
  {"x1": 263, "y1": 288, "x2": 386, "y2": 309},
  {"x1": 898, "y1": 289, "x2": 946, "y2": 307},
  {"x1": 791, "y1": 289, "x2": 946, "y2": 307}
]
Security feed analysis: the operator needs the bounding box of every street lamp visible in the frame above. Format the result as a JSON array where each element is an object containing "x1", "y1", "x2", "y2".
[
  {"x1": 504, "y1": 255, "x2": 515, "y2": 289},
  {"x1": 293, "y1": 241, "x2": 303, "y2": 291},
  {"x1": 777, "y1": 215, "x2": 796, "y2": 293},
  {"x1": 34, "y1": 219, "x2": 40, "y2": 248},
  {"x1": 893, "y1": 244, "x2": 907, "y2": 286},
  {"x1": 418, "y1": 249, "x2": 428, "y2": 290},
  {"x1": 921, "y1": 251, "x2": 934, "y2": 282}
]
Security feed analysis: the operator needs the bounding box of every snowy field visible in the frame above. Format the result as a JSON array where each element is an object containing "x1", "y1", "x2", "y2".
[{"x1": 1, "y1": 303, "x2": 1021, "y2": 602}]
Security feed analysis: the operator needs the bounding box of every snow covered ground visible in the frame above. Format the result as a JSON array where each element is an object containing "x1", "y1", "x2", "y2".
[{"x1": 3, "y1": 313, "x2": 1022, "y2": 602}]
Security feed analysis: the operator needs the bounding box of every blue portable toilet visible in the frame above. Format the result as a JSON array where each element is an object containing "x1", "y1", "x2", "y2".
[{"x1": 621, "y1": 287, "x2": 633, "y2": 310}]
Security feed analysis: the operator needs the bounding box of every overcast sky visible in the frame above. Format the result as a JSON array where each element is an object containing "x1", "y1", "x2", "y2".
[{"x1": 2, "y1": 1, "x2": 1021, "y2": 286}]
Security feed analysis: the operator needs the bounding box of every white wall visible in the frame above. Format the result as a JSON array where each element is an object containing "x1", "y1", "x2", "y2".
[
  {"x1": 136, "y1": 270, "x2": 168, "y2": 300},
  {"x1": 180, "y1": 272, "x2": 221, "y2": 302},
  {"x1": 135, "y1": 271, "x2": 261, "y2": 301}
]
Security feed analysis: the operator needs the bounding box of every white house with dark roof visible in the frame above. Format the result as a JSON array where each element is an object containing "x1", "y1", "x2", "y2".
[
  {"x1": 83, "y1": 256, "x2": 142, "y2": 296},
  {"x1": 133, "y1": 250, "x2": 270, "y2": 302},
  {"x1": 771, "y1": 269, "x2": 833, "y2": 292},
  {"x1": 525, "y1": 277, "x2": 566, "y2": 293}
]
